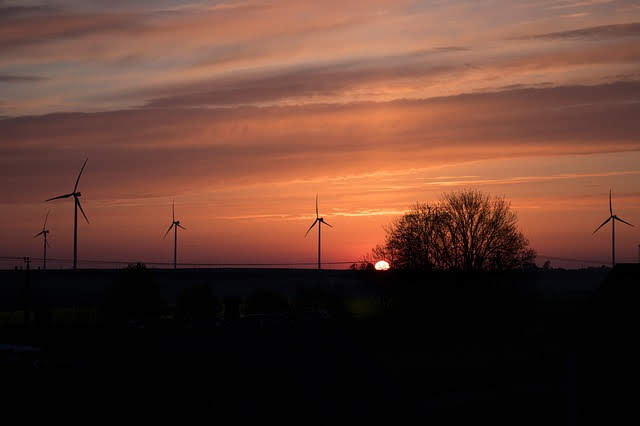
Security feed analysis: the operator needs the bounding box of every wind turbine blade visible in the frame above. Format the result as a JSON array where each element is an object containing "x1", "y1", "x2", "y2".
[
  {"x1": 34, "y1": 231, "x2": 44, "y2": 238},
  {"x1": 43, "y1": 210, "x2": 50, "y2": 229},
  {"x1": 177, "y1": 224, "x2": 186, "y2": 230},
  {"x1": 614, "y1": 216, "x2": 634, "y2": 227},
  {"x1": 305, "y1": 219, "x2": 318, "y2": 237},
  {"x1": 76, "y1": 198, "x2": 90, "y2": 224},
  {"x1": 172, "y1": 200, "x2": 175, "y2": 222},
  {"x1": 46, "y1": 240, "x2": 51, "y2": 248},
  {"x1": 592, "y1": 216, "x2": 611, "y2": 234},
  {"x1": 163, "y1": 223, "x2": 174, "y2": 239},
  {"x1": 322, "y1": 220, "x2": 333, "y2": 228},
  {"x1": 46, "y1": 193, "x2": 74, "y2": 201},
  {"x1": 609, "y1": 189, "x2": 612, "y2": 215},
  {"x1": 74, "y1": 158, "x2": 88, "y2": 192},
  {"x1": 316, "y1": 194, "x2": 319, "y2": 218}
]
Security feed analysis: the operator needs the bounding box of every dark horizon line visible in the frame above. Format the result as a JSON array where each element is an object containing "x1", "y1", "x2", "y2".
[{"x1": 0, "y1": 254, "x2": 617, "y2": 268}]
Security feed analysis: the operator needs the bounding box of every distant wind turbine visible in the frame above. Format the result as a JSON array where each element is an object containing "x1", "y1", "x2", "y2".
[
  {"x1": 46, "y1": 159, "x2": 89, "y2": 270},
  {"x1": 305, "y1": 194, "x2": 333, "y2": 270},
  {"x1": 593, "y1": 189, "x2": 634, "y2": 266},
  {"x1": 164, "y1": 201, "x2": 186, "y2": 269},
  {"x1": 33, "y1": 210, "x2": 51, "y2": 270}
]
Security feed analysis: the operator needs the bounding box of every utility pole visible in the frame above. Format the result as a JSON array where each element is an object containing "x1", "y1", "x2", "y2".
[{"x1": 23, "y1": 256, "x2": 31, "y2": 328}]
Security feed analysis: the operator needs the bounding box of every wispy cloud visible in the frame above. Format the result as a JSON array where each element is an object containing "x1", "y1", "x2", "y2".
[
  {"x1": 217, "y1": 208, "x2": 410, "y2": 221},
  {"x1": 2, "y1": 2, "x2": 640, "y2": 115},
  {"x1": 0, "y1": 73, "x2": 48, "y2": 82},
  {"x1": 512, "y1": 22, "x2": 640, "y2": 40},
  {"x1": 1, "y1": 81, "x2": 639, "y2": 205},
  {"x1": 425, "y1": 170, "x2": 640, "y2": 187},
  {"x1": 330, "y1": 209, "x2": 409, "y2": 217},
  {"x1": 545, "y1": 0, "x2": 616, "y2": 11}
]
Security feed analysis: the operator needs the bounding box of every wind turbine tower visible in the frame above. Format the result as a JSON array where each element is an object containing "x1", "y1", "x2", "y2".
[
  {"x1": 46, "y1": 159, "x2": 89, "y2": 270},
  {"x1": 305, "y1": 194, "x2": 333, "y2": 270},
  {"x1": 33, "y1": 210, "x2": 51, "y2": 270},
  {"x1": 593, "y1": 190, "x2": 634, "y2": 267},
  {"x1": 164, "y1": 201, "x2": 186, "y2": 269}
]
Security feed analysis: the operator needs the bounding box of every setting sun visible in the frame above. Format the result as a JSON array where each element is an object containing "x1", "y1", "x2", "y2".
[{"x1": 375, "y1": 260, "x2": 390, "y2": 271}]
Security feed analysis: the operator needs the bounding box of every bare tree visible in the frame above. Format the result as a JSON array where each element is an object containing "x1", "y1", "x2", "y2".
[
  {"x1": 359, "y1": 189, "x2": 535, "y2": 272},
  {"x1": 440, "y1": 189, "x2": 535, "y2": 272},
  {"x1": 384, "y1": 203, "x2": 447, "y2": 271}
]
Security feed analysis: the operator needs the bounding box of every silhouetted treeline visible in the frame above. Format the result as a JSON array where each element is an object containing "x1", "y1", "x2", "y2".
[
  {"x1": 0, "y1": 263, "x2": 613, "y2": 331},
  {"x1": 4, "y1": 264, "x2": 637, "y2": 426}
]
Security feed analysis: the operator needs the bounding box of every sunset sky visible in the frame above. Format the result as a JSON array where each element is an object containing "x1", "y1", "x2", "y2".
[{"x1": 1, "y1": 0, "x2": 640, "y2": 268}]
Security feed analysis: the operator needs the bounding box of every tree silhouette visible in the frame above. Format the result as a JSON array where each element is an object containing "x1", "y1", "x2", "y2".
[
  {"x1": 361, "y1": 189, "x2": 535, "y2": 272},
  {"x1": 384, "y1": 202, "x2": 448, "y2": 271},
  {"x1": 441, "y1": 189, "x2": 535, "y2": 271}
]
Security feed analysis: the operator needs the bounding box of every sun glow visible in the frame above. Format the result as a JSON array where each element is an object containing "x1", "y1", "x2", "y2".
[{"x1": 375, "y1": 260, "x2": 390, "y2": 271}]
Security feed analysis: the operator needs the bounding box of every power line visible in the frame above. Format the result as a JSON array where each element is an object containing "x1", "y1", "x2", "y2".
[
  {"x1": 536, "y1": 254, "x2": 608, "y2": 265},
  {"x1": 0, "y1": 255, "x2": 359, "y2": 267}
]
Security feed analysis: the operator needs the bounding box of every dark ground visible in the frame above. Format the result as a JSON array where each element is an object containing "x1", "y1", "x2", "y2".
[{"x1": 0, "y1": 265, "x2": 636, "y2": 424}]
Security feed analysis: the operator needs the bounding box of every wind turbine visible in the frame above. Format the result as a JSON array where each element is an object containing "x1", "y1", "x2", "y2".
[
  {"x1": 305, "y1": 194, "x2": 333, "y2": 270},
  {"x1": 164, "y1": 201, "x2": 186, "y2": 269},
  {"x1": 33, "y1": 210, "x2": 51, "y2": 270},
  {"x1": 593, "y1": 189, "x2": 634, "y2": 266},
  {"x1": 46, "y1": 159, "x2": 89, "y2": 270}
]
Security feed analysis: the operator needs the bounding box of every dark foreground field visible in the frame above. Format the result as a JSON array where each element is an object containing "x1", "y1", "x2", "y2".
[{"x1": 1, "y1": 266, "x2": 637, "y2": 424}]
